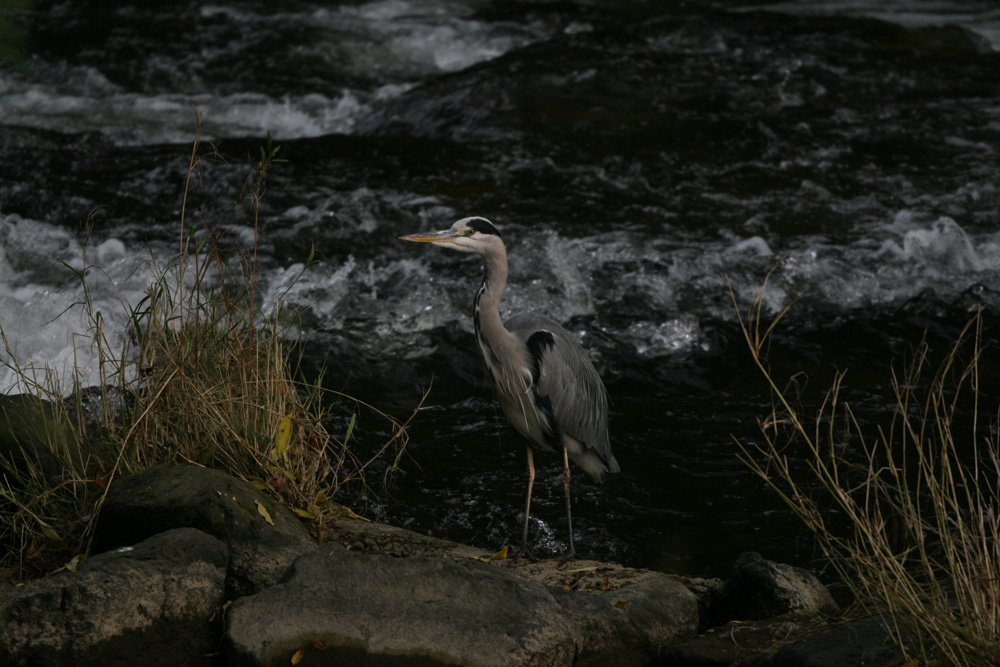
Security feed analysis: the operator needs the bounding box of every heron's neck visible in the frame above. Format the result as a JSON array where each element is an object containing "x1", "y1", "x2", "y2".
[{"x1": 474, "y1": 250, "x2": 511, "y2": 349}]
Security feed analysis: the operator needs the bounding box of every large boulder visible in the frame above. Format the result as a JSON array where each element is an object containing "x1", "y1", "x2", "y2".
[
  {"x1": 93, "y1": 464, "x2": 316, "y2": 596},
  {"x1": 0, "y1": 527, "x2": 227, "y2": 667},
  {"x1": 225, "y1": 542, "x2": 582, "y2": 666},
  {"x1": 709, "y1": 552, "x2": 839, "y2": 626}
]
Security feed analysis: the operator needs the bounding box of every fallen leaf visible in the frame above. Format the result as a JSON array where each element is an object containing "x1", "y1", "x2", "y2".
[
  {"x1": 474, "y1": 546, "x2": 509, "y2": 563},
  {"x1": 267, "y1": 464, "x2": 297, "y2": 482},
  {"x1": 41, "y1": 526, "x2": 62, "y2": 546},
  {"x1": 255, "y1": 500, "x2": 275, "y2": 525},
  {"x1": 291, "y1": 648, "x2": 304, "y2": 664},
  {"x1": 275, "y1": 414, "x2": 293, "y2": 463},
  {"x1": 293, "y1": 507, "x2": 316, "y2": 520},
  {"x1": 612, "y1": 600, "x2": 632, "y2": 609},
  {"x1": 65, "y1": 554, "x2": 88, "y2": 572},
  {"x1": 311, "y1": 639, "x2": 326, "y2": 650}
]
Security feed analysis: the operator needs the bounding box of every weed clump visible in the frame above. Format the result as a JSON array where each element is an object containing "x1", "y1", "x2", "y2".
[
  {"x1": 0, "y1": 114, "x2": 411, "y2": 579},
  {"x1": 734, "y1": 276, "x2": 1000, "y2": 666}
]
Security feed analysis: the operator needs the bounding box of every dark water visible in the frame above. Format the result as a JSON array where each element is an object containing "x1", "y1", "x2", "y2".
[{"x1": 1, "y1": 0, "x2": 999, "y2": 578}]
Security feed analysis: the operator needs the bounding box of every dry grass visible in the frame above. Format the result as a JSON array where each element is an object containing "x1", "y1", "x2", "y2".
[
  {"x1": 732, "y1": 275, "x2": 1000, "y2": 666},
  {"x1": 0, "y1": 112, "x2": 414, "y2": 578}
]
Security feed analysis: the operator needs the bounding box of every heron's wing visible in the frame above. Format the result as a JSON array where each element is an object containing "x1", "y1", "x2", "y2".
[{"x1": 506, "y1": 313, "x2": 618, "y2": 473}]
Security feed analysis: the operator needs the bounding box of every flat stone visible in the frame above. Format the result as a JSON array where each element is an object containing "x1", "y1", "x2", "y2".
[{"x1": 225, "y1": 542, "x2": 582, "y2": 666}]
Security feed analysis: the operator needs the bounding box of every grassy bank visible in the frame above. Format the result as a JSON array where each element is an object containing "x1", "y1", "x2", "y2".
[
  {"x1": 0, "y1": 116, "x2": 413, "y2": 578},
  {"x1": 734, "y1": 277, "x2": 999, "y2": 666}
]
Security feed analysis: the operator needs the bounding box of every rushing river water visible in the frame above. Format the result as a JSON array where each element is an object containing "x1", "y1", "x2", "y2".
[{"x1": 1, "y1": 0, "x2": 999, "y2": 577}]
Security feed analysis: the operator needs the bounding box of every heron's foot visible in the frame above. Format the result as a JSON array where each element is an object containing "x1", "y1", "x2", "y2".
[
  {"x1": 557, "y1": 550, "x2": 580, "y2": 566},
  {"x1": 506, "y1": 544, "x2": 539, "y2": 563}
]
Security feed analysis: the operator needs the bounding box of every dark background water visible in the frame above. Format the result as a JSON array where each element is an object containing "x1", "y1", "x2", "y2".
[{"x1": 1, "y1": 0, "x2": 999, "y2": 578}]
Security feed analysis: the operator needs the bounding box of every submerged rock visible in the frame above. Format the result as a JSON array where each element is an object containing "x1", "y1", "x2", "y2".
[
  {"x1": 0, "y1": 528, "x2": 227, "y2": 667},
  {"x1": 93, "y1": 464, "x2": 315, "y2": 597}
]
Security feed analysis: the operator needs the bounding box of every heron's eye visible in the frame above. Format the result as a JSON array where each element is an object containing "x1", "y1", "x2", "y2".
[{"x1": 465, "y1": 229, "x2": 476, "y2": 236}]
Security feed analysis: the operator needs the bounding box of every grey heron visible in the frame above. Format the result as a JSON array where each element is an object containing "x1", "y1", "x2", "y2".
[{"x1": 401, "y1": 216, "x2": 619, "y2": 559}]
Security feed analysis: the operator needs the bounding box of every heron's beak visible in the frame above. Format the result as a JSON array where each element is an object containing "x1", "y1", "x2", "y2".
[{"x1": 399, "y1": 230, "x2": 460, "y2": 245}]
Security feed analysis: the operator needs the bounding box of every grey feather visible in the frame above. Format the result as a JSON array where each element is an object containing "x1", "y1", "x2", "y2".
[{"x1": 506, "y1": 313, "x2": 619, "y2": 480}]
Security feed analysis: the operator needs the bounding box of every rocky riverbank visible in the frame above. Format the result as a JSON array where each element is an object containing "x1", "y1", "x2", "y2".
[{"x1": 0, "y1": 464, "x2": 903, "y2": 666}]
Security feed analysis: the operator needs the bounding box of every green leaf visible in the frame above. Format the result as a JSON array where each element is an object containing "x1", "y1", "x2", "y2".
[{"x1": 344, "y1": 413, "x2": 356, "y2": 445}]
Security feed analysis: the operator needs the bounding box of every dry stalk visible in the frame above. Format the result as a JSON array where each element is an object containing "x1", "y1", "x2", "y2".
[{"x1": 732, "y1": 275, "x2": 999, "y2": 666}]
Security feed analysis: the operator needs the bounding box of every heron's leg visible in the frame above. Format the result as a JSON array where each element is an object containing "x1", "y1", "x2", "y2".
[
  {"x1": 522, "y1": 447, "x2": 535, "y2": 546},
  {"x1": 512, "y1": 446, "x2": 537, "y2": 561},
  {"x1": 562, "y1": 446, "x2": 577, "y2": 559}
]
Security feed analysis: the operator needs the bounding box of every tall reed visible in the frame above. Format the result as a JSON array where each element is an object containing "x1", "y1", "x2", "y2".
[
  {"x1": 734, "y1": 277, "x2": 999, "y2": 666},
  {"x1": 0, "y1": 112, "x2": 413, "y2": 577}
]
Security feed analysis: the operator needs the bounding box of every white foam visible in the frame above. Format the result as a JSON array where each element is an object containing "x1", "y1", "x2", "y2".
[
  {"x1": 312, "y1": 0, "x2": 545, "y2": 82},
  {"x1": 0, "y1": 80, "x2": 386, "y2": 144},
  {"x1": 878, "y1": 216, "x2": 985, "y2": 272},
  {"x1": 0, "y1": 0, "x2": 551, "y2": 145},
  {"x1": 0, "y1": 215, "x2": 178, "y2": 395},
  {"x1": 259, "y1": 256, "x2": 358, "y2": 328}
]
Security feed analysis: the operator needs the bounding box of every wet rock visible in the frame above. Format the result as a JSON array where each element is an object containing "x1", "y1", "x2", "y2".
[
  {"x1": 92, "y1": 464, "x2": 315, "y2": 596},
  {"x1": 734, "y1": 617, "x2": 902, "y2": 667},
  {"x1": 708, "y1": 552, "x2": 839, "y2": 627},
  {"x1": 0, "y1": 527, "x2": 227, "y2": 667},
  {"x1": 225, "y1": 542, "x2": 582, "y2": 666}
]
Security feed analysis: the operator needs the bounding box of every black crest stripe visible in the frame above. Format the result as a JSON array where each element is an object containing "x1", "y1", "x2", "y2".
[{"x1": 467, "y1": 217, "x2": 501, "y2": 237}]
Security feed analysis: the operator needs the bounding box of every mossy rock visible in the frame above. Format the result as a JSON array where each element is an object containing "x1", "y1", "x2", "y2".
[
  {"x1": 92, "y1": 464, "x2": 316, "y2": 597},
  {"x1": 0, "y1": 394, "x2": 80, "y2": 482}
]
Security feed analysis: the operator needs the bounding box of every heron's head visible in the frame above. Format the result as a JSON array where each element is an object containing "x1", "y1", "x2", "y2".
[{"x1": 400, "y1": 217, "x2": 503, "y2": 257}]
